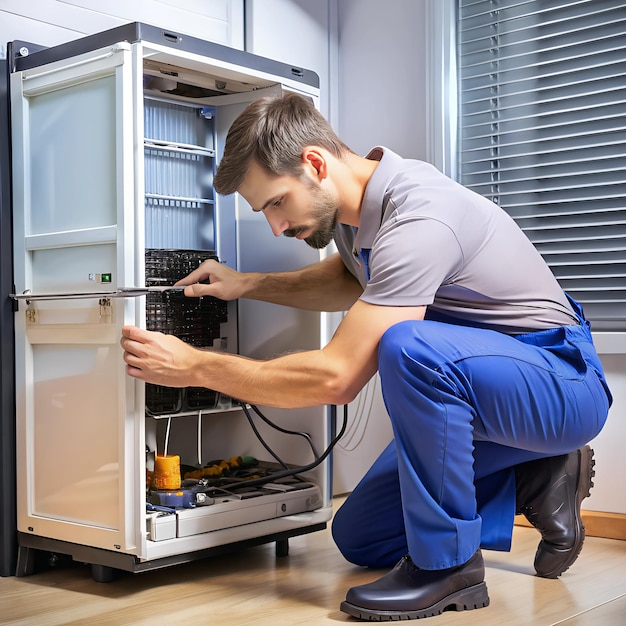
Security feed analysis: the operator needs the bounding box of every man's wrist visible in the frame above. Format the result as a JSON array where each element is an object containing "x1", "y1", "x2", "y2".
[{"x1": 242, "y1": 271, "x2": 265, "y2": 299}]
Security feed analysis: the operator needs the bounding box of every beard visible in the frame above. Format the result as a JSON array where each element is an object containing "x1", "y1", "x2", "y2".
[
  {"x1": 284, "y1": 185, "x2": 339, "y2": 250},
  {"x1": 304, "y1": 210, "x2": 337, "y2": 249}
]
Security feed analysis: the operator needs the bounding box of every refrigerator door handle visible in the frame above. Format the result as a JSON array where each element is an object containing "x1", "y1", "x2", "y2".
[{"x1": 10, "y1": 286, "x2": 185, "y2": 301}]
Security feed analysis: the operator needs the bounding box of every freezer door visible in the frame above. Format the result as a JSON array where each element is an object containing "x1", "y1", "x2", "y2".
[{"x1": 11, "y1": 42, "x2": 145, "y2": 553}]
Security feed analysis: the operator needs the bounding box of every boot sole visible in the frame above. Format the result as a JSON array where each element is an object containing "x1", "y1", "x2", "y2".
[
  {"x1": 535, "y1": 445, "x2": 596, "y2": 579},
  {"x1": 339, "y1": 581, "x2": 490, "y2": 621}
]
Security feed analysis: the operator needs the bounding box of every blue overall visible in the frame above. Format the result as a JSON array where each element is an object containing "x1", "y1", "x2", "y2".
[{"x1": 331, "y1": 296, "x2": 611, "y2": 571}]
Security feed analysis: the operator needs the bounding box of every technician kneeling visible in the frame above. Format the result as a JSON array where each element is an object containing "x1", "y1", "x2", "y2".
[{"x1": 121, "y1": 93, "x2": 611, "y2": 621}]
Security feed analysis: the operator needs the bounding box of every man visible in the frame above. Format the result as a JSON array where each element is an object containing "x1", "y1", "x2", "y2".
[{"x1": 121, "y1": 93, "x2": 611, "y2": 621}]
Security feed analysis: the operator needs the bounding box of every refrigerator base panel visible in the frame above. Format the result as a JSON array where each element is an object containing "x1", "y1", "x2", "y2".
[{"x1": 15, "y1": 519, "x2": 328, "y2": 581}]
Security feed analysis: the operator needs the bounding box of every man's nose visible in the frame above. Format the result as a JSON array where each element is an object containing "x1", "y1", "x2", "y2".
[{"x1": 265, "y1": 212, "x2": 289, "y2": 237}]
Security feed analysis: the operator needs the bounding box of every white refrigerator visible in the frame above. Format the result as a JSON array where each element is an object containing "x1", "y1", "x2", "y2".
[{"x1": 2, "y1": 22, "x2": 333, "y2": 581}]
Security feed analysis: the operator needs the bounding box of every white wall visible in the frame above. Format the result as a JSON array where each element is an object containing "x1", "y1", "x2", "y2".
[
  {"x1": 587, "y1": 354, "x2": 626, "y2": 515},
  {"x1": 0, "y1": 0, "x2": 244, "y2": 57},
  {"x1": 336, "y1": 0, "x2": 428, "y2": 159},
  {"x1": 244, "y1": 0, "x2": 335, "y2": 121}
]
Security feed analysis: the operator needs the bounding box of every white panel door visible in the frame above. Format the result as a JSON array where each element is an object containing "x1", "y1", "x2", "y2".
[{"x1": 11, "y1": 41, "x2": 145, "y2": 554}]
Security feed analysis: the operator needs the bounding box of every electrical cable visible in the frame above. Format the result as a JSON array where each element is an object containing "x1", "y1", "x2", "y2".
[
  {"x1": 218, "y1": 402, "x2": 349, "y2": 490},
  {"x1": 246, "y1": 402, "x2": 320, "y2": 459},
  {"x1": 237, "y1": 402, "x2": 291, "y2": 470}
]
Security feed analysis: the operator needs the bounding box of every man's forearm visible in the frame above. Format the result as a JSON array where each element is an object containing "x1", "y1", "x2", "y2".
[
  {"x1": 240, "y1": 253, "x2": 362, "y2": 312},
  {"x1": 189, "y1": 348, "x2": 352, "y2": 408}
]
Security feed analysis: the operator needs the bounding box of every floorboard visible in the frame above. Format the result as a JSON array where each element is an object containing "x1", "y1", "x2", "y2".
[{"x1": 1, "y1": 497, "x2": 625, "y2": 625}]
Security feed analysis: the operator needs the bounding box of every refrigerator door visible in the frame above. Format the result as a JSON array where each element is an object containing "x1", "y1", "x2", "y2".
[{"x1": 11, "y1": 41, "x2": 144, "y2": 553}]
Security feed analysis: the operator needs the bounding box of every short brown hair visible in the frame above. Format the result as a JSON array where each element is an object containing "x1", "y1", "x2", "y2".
[{"x1": 213, "y1": 92, "x2": 352, "y2": 195}]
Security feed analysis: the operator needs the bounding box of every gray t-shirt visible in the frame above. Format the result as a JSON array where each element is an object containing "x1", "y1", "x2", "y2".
[{"x1": 333, "y1": 147, "x2": 578, "y2": 334}]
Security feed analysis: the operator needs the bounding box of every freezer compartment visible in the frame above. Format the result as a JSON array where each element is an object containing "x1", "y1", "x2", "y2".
[{"x1": 143, "y1": 98, "x2": 216, "y2": 251}]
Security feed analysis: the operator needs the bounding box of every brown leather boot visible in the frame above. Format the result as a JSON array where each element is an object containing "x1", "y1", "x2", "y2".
[{"x1": 515, "y1": 445, "x2": 595, "y2": 578}]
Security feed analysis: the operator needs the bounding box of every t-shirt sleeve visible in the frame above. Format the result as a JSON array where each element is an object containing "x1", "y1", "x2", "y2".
[{"x1": 360, "y1": 216, "x2": 465, "y2": 307}]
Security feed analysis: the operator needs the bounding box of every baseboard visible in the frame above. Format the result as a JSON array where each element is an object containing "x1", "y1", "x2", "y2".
[{"x1": 515, "y1": 510, "x2": 626, "y2": 541}]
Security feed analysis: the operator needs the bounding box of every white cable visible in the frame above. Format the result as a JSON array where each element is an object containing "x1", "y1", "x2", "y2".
[
  {"x1": 164, "y1": 416, "x2": 171, "y2": 456},
  {"x1": 197, "y1": 411, "x2": 202, "y2": 466}
]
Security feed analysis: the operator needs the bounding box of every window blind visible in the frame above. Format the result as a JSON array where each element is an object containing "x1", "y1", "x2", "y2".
[{"x1": 457, "y1": 0, "x2": 626, "y2": 331}]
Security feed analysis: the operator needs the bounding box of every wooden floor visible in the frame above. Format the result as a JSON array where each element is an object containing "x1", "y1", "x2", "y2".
[{"x1": 1, "y1": 496, "x2": 625, "y2": 626}]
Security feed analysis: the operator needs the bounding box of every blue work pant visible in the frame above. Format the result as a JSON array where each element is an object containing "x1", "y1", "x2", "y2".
[{"x1": 332, "y1": 300, "x2": 611, "y2": 571}]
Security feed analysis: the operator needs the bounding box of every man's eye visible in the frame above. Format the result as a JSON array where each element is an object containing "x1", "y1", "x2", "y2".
[{"x1": 272, "y1": 198, "x2": 282, "y2": 207}]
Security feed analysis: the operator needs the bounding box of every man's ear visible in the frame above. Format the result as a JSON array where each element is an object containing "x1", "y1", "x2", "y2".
[{"x1": 302, "y1": 148, "x2": 328, "y2": 181}]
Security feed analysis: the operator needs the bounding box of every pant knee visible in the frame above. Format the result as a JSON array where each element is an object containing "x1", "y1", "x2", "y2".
[
  {"x1": 331, "y1": 498, "x2": 406, "y2": 569},
  {"x1": 379, "y1": 320, "x2": 418, "y2": 374},
  {"x1": 331, "y1": 505, "x2": 365, "y2": 566}
]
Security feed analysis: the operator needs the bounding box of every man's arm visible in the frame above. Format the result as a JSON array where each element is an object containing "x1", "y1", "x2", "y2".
[
  {"x1": 121, "y1": 299, "x2": 426, "y2": 408},
  {"x1": 176, "y1": 252, "x2": 363, "y2": 312}
]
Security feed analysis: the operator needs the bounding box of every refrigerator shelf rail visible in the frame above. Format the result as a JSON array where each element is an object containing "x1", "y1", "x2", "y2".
[
  {"x1": 144, "y1": 138, "x2": 215, "y2": 158},
  {"x1": 145, "y1": 193, "x2": 214, "y2": 205}
]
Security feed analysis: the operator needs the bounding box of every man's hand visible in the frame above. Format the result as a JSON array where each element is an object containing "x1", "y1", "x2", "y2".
[
  {"x1": 175, "y1": 259, "x2": 249, "y2": 301},
  {"x1": 121, "y1": 326, "x2": 200, "y2": 388}
]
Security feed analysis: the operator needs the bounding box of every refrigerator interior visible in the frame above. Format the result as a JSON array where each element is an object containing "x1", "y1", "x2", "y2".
[{"x1": 7, "y1": 24, "x2": 332, "y2": 575}]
